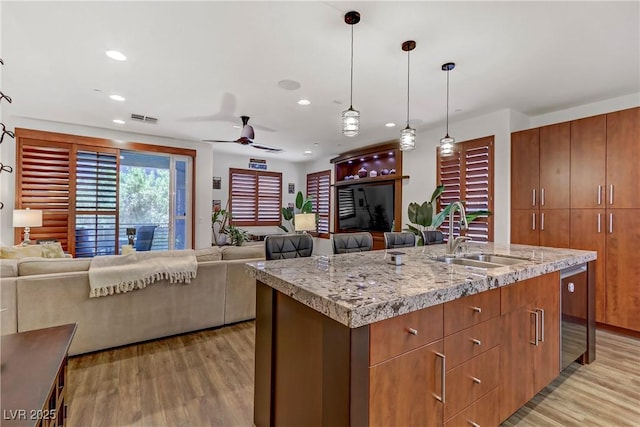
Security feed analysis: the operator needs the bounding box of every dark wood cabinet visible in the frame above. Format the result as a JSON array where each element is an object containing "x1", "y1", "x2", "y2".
[
  {"x1": 510, "y1": 210, "x2": 539, "y2": 245},
  {"x1": 499, "y1": 273, "x2": 560, "y2": 422},
  {"x1": 539, "y1": 122, "x2": 571, "y2": 209},
  {"x1": 511, "y1": 128, "x2": 540, "y2": 210},
  {"x1": 570, "y1": 209, "x2": 606, "y2": 323},
  {"x1": 605, "y1": 209, "x2": 640, "y2": 331},
  {"x1": 539, "y1": 209, "x2": 571, "y2": 248},
  {"x1": 606, "y1": 107, "x2": 640, "y2": 209},
  {"x1": 570, "y1": 115, "x2": 606, "y2": 209}
]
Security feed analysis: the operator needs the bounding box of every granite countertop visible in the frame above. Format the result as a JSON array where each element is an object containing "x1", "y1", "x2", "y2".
[{"x1": 246, "y1": 242, "x2": 596, "y2": 328}]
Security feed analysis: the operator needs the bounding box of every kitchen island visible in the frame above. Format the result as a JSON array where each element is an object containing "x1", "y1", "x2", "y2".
[{"x1": 247, "y1": 242, "x2": 596, "y2": 427}]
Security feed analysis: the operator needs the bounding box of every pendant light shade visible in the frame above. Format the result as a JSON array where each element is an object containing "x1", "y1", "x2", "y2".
[
  {"x1": 440, "y1": 62, "x2": 456, "y2": 155},
  {"x1": 399, "y1": 40, "x2": 417, "y2": 151},
  {"x1": 342, "y1": 11, "x2": 361, "y2": 137}
]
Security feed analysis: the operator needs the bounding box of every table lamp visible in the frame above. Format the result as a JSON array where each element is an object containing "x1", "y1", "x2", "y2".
[
  {"x1": 13, "y1": 208, "x2": 43, "y2": 245},
  {"x1": 294, "y1": 213, "x2": 316, "y2": 233}
]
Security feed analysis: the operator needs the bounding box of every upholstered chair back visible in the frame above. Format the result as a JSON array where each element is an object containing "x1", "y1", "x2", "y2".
[
  {"x1": 332, "y1": 232, "x2": 373, "y2": 254},
  {"x1": 383, "y1": 232, "x2": 416, "y2": 249},
  {"x1": 421, "y1": 230, "x2": 445, "y2": 245},
  {"x1": 264, "y1": 234, "x2": 314, "y2": 260}
]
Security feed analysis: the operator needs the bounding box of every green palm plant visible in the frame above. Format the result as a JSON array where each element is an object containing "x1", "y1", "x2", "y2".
[{"x1": 406, "y1": 184, "x2": 491, "y2": 245}]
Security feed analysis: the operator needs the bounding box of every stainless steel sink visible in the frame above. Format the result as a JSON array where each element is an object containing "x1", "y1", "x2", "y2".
[
  {"x1": 434, "y1": 256, "x2": 504, "y2": 269},
  {"x1": 463, "y1": 253, "x2": 530, "y2": 266}
]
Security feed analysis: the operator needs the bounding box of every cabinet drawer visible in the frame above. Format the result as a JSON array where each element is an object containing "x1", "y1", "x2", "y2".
[
  {"x1": 444, "y1": 316, "x2": 501, "y2": 370},
  {"x1": 369, "y1": 304, "x2": 443, "y2": 365},
  {"x1": 444, "y1": 387, "x2": 500, "y2": 427},
  {"x1": 444, "y1": 346, "x2": 500, "y2": 420},
  {"x1": 444, "y1": 289, "x2": 500, "y2": 335}
]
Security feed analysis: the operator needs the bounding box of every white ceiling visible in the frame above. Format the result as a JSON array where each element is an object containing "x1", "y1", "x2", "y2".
[{"x1": 2, "y1": 1, "x2": 639, "y2": 162}]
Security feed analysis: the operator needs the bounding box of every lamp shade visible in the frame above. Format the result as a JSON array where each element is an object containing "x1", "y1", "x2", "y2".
[
  {"x1": 13, "y1": 209, "x2": 43, "y2": 227},
  {"x1": 294, "y1": 213, "x2": 316, "y2": 232}
]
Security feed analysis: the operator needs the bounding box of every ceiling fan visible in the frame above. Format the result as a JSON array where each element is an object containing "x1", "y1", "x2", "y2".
[{"x1": 203, "y1": 116, "x2": 282, "y2": 152}]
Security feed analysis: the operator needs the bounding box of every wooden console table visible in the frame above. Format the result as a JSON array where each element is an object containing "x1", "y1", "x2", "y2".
[{"x1": 1, "y1": 324, "x2": 76, "y2": 427}]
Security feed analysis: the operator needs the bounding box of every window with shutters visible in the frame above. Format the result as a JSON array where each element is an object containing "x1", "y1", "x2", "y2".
[
  {"x1": 229, "y1": 168, "x2": 282, "y2": 226},
  {"x1": 306, "y1": 170, "x2": 331, "y2": 238},
  {"x1": 437, "y1": 136, "x2": 494, "y2": 242}
]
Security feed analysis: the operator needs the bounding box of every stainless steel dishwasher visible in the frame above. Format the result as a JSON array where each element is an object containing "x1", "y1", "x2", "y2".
[{"x1": 560, "y1": 264, "x2": 588, "y2": 370}]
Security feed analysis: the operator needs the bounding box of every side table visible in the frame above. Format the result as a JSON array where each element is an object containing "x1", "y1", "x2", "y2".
[{"x1": 1, "y1": 323, "x2": 77, "y2": 426}]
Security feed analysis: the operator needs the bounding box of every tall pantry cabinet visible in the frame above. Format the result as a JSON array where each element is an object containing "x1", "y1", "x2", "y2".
[{"x1": 511, "y1": 106, "x2": 639, "y2": 332}]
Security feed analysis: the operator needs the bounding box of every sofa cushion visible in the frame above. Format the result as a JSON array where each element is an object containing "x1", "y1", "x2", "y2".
[
  {"x1": 0, "y1": 259, "x2": 18, "y2": 278},
  {"x1": 195, "y1": 247, "x2": 223, "y2": 262},
  {"x1": 221, "y1": 244, "x2": 265, "y2": 260},
  {"x1": 0, "y1": 245, "x2": 45, "y2": 259},
  {"x1": 39, "y1": 242, "x2": 66, "y2": 258},
  {"x1": 18, "y1": 257, "x2": 91, "y2": 276}
]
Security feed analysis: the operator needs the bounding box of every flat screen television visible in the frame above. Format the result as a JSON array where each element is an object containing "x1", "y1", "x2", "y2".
[{"x1": 337, "y1": 183, "x2": 394, "y2": 232}]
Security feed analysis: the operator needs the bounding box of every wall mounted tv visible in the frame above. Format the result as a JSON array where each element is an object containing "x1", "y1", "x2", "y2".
[{"x1": 337, "y1": 183, "x2": 394, "y2": 232}]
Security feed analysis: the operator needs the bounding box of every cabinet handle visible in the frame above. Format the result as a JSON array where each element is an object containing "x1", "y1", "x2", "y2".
[
  {"x1": 469, "y1": 422, "x2": 480, "y2": 427},
  {"x1": 532, "y1": 189, "x2": 536, "y2": 207},
  {"x1": 597, "y1": 213, "x2": 601, "y2": 233},
  {"x1": 541, "y1": 212, "x2": 545, "y2": 231},
  {"x1": 471, "y1": 338, "x2": 482, "y2": 346},
  {"x1": 435, "y1": 352, "x2": 446, "y2": 403},
  {"x1": 472, "y1": 376, "x2": 482, "y2": 385},
  {"x1": 408, "y1": 328, "x2": 418, "y2": 336},
  {"x1": 609, "y1": 213, "x2": 613, "y2": 234},
  {"x1": 541, "y1": 187, "x2": 545, "y2": 206},
  {"x1": 530, "y1": 310, "x2": 539, "y2": 346},
  {"x1": 472, "y1": 306, "x2": 482, "y2": 314},
  {"x1": 597, "y1": 185, "x2": 602, "y2": 205},
  {"x1": 609, "y1": 185, "x2": 614, "y2": 205},
  {"x1": 532, "y1": 213, "x2": 536, "y2": 231},
  {"x1": 536, "y1": 308, "x2": 545, "y2": 342}
]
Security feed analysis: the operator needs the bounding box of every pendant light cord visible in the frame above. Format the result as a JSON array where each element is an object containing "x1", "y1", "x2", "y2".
[
  {"x1": 349, "y1": 24, "x2": 354, "y2": 109},
  {"x1": 406, "y1": 49, "x2": 411, "y2": 127},
  {"x1": 445, "y1": 68, "x2": 450, "y2": 135}
]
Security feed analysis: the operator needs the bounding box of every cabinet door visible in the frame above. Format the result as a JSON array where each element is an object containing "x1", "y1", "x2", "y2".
[
  {"x1": 511, "y1": 210, "x2": 538, "y2": 245},
  {"x1": 605, "y1": 209, "x2": 640, "y2": 331},
  {"x1": 539, "y1": 122, "x2": 570, "y2": 209},
  {"x1": 538, "y1": 209, "x2": 570, "y2": 248},
  {"x1": 570, "y1": 209, "x2": 606, "y2": 323},
  {"x1": 606, "y1": 107, "x2": 640, "y2": 208},
  {"x1": 533, "y1": 272, "x2": 560, "y2": 393},
  {"x1": 571, "y1": 115, "x2": 606, "y2": 208},
  {"x1": 369, "y1": 340, "x2": 443, "y2": 427},
  {"x1": 511, "y1": 129, "x2": 539, "y2": 210}
]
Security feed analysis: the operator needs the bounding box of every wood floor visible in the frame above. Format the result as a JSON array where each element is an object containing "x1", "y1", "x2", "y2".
[{"x1": 67, "y1": 322, "x2": 640, "y2": 427}]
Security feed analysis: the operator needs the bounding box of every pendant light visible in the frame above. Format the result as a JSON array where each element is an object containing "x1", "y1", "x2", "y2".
[
  {"x1": 399, "y1": 40, "x2": 417, "y2": 151},
  {"x1": 439, "y1": 62, "x2": 456, "y2": 155},
  {"x1": 341, "y1": 11, "x2": 360, "y2": 137}
]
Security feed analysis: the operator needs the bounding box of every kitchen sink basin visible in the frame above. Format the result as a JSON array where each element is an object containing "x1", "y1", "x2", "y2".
[
  {"x1": 463, "y1": 253, "x2": 530, "y2": 266},
  {"x1": 434, "y1": 256, "x2": 504, "y2": 269}
]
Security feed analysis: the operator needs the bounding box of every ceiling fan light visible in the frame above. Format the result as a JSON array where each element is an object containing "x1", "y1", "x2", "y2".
[
  {"x1": 400, "y1": 126, "x2": 416, "y2": 151},
  {"x1": 341, "y1": 107, "x2": 360, "y2": 137}
]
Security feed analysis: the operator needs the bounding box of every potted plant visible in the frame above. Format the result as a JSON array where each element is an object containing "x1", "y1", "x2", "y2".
[
  {"x1": 212, "y1": 207, "x2": 230, "y2": 246},
  {"x1": 406, "y1": 184, "x2": 491, "y2": 245},
  {"x1": 279, "y1": 191, "x2": 314, "y2": 233},
  {"x1": 226, "y1": 225, "x2": 250, "y2": 246}
]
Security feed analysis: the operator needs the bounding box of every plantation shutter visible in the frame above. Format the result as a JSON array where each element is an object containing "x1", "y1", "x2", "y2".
[
  {"x1": 306, "y1": 170, "x2": 331, "y2": 237},
  {"x1": 16, "y1": 140, "x2": 71, "y2": 248},
  {"x1": 74, "y1": 147, "x2": 118, "y2": 257},
  {"x1": 229, "y1": 168, "x2": 282, "y2": 226},
  {"x1": 437, "y1": 136, "x2": 494, "y2": 242},
  {"x1": 338, "y1": 188, "x2": 356, "y2": 219}
]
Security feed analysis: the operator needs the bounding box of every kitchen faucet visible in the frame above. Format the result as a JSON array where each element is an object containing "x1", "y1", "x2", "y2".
[{"x1": 446, "y1": 201, "x2": 472, "y2": 256}]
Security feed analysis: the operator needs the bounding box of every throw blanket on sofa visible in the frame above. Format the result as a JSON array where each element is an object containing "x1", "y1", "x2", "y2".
[{"x1": 88, "y1": 250, "x2": 197, "y2": 298}]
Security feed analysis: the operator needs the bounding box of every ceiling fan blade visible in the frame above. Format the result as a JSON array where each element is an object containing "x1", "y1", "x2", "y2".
[
  {"x1": 202, "y1": 139, "x2": 237, "y2": 143},
  {"x1": 252, "y1": 143, "x2": 283, "y2": 152}
]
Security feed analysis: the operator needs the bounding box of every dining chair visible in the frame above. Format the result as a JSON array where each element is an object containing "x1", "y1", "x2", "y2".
[
  {"x1": 332, "y1": 232, "x2": 373, "y2": 254},
  {"x1": 264, "y1": 234, "x2": 314, "y2": 260},
  {"x1": 383, "y1": 231, "x2": 416, "y2": 249}
]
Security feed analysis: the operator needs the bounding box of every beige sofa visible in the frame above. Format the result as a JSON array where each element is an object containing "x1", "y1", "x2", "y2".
[{"x1": 0, "y1": 245, "x2": 264, "y2": 355}]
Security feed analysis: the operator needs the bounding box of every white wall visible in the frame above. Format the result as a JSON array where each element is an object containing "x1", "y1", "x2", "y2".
[{"x1": 0, "y1": 117, "x2": 217, "y2": 248}]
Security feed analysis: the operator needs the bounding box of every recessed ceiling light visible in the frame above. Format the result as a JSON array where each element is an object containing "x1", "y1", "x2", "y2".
[
  {"x1": 109, "y1": 94, "x2": 125, "y2": 102},
  {"x1": 113, "y1": 119, "x2": 125, "y2": 124},
  {"x1": 297, "y1": 99, "x2": 311, "y2": 106},
  {"x1": 304, "y1": 150, "x2": 313, "y2": 155},
  {"x1": 232, "y1": 125, "x2": 241, "y2": 129},
  {"x1": 385, "y1": 122, "x2": 396, "y2": 128},
  {"x1": 106, "y1": 50, "x2": 127, "y2": 61}
]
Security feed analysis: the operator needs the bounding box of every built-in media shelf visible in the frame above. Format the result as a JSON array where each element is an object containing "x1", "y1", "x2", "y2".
[{"x1": 333, "y1": 174, "x2": 410, "y2": 187}]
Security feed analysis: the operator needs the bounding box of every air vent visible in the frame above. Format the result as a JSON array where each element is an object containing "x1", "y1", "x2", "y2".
[{"x1": 130, "y1": 113, "x2": 158, "y2": 124}]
